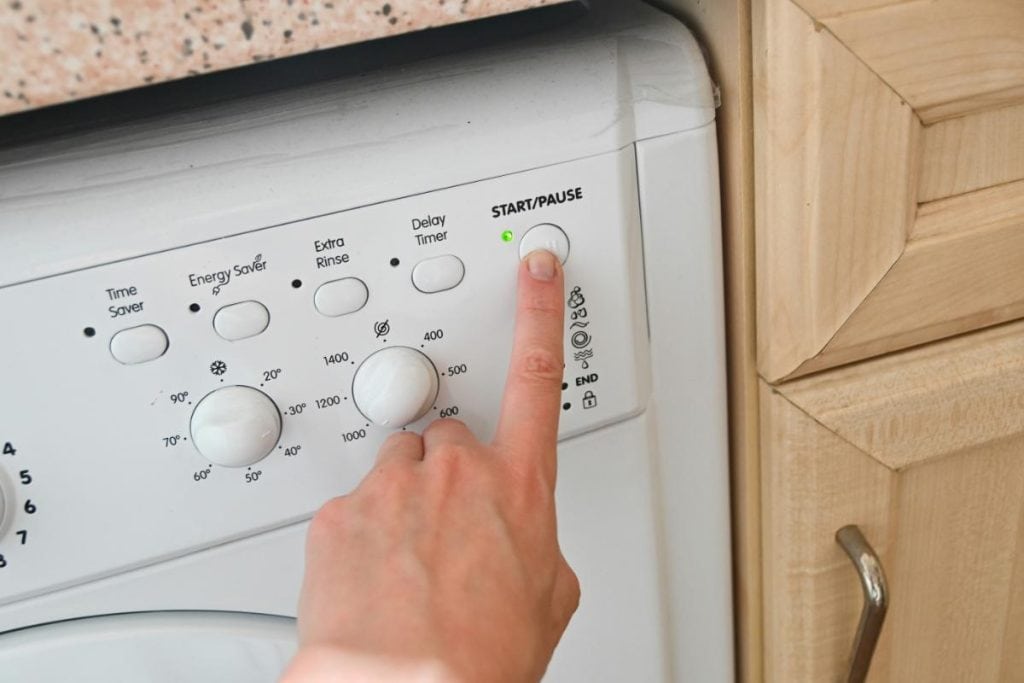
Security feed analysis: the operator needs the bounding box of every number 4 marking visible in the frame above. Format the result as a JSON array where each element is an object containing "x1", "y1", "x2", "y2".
[{"x1": 3, "y1": 442, "x2": 15, "y2": 456}]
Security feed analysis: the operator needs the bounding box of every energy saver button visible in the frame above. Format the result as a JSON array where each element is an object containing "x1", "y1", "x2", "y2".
[{"x1": 213, "y1": 301, "x2": 270, "y2": 341}]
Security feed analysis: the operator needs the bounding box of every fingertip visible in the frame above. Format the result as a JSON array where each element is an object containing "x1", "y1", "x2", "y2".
[{"x1": 522, "y1": 249, "x2": 560, "y2": 282}]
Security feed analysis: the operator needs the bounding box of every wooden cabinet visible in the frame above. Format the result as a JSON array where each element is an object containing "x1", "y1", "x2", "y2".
[
  {"x1": 760, "y1": 320, "x2": 1024, "y2": 681},
  {"x1": 661, "y1": 0, "x2": 1024, "y2": 679},
  {"x1": 754, "y1": 0, "x2": 1024, "y2": 383}
]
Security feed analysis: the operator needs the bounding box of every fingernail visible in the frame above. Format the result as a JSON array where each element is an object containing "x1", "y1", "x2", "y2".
[{"x1": 525, "y1": 249, "x2": 557, "y2": 281}]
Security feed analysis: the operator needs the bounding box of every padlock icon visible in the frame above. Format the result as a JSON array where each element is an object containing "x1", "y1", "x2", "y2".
[{"x1": 582, "y1": 390, "x2": 598, "y2": 409}]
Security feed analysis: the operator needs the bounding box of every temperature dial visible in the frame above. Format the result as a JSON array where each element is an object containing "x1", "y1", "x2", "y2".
[
  {"x1": 190, "y1": 386, "x2": 282, "y2": 468},
  {"x1": 352, "y1": 347, "x2": 439, "y2": 428}
]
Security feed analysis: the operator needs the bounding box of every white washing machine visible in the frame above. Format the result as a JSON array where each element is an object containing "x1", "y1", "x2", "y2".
[{"x1": 0, "y1": 1, "x2": 733, "y2": 680}]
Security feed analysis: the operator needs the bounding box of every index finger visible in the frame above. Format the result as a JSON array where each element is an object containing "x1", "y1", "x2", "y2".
[{"x1": 493, "y1": 249, "x2": 565, "y2": 480}]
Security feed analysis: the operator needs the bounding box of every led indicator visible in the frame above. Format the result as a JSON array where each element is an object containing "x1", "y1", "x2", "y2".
[{"x1": 501, "y1": 230, "x2": 514, "y2": 243}]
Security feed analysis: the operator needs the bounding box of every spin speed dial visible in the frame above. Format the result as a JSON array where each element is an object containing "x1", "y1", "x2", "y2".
[
  {"x1": 352, "y1": 347, "x2": 439, "y2": 428},
  {"x1": 189, "y1": 386, "x2": 282, "y2": 468}
]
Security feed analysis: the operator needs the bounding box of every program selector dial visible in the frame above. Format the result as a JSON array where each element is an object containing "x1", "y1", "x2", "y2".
[
  {"x1": 352, "y1": 347, "x2": 440, "y2": 429},
  {"x1": 189, "y1": 386, "x2": 282, "y2": 468}
]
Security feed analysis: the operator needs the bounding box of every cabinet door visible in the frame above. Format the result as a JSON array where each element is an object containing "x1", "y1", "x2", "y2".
[
  {"x1": 761, "y1": 320, "x2": 1024, "y2": 682},
  {"x1": 754, "y1": 0, "x2": 1024, "y2": 381}
]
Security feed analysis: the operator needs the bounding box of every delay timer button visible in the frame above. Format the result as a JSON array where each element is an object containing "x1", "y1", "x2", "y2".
[
  {"x1": 109, "y1": 324, "x2": 169, "y2": 364},
  {"x1": 315, "y1": 277, "x2": 369, "y2": 317},
  {"x1": 519, "y1": 223, "x2": 569, "y2": 264},
  {"x1": 412, "y1": 254, "x2": 465, "y2": 293},
  {"x1": 214, "y1": 300, "x2": 270, "y2": 341}
]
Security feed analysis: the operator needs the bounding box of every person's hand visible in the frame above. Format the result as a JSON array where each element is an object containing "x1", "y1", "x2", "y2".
[{"x1": 282, "y1": 249, "x2": 579, "y2": 683}]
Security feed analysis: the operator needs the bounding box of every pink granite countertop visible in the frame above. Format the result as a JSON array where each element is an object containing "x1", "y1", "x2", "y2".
[{"x1": 1, "y1": 0, "x2": 565, "y2": 115}]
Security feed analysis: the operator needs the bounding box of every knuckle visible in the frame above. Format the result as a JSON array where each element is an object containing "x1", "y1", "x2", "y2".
[
  {"x1": 309, "y1": 496, "x2": 348, "y2": 537},
  {"x1": 515, "y1": 347, "x2": 564, "y2": 384},
  {"x1": 423, "y1": 417, "x2": 470, "y2": 440},
  {"x1": 382, "y1": 431, "x2": 420, "y2": 450}
]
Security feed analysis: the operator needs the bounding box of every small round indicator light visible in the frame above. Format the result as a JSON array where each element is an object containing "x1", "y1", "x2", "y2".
[{"x1": 501, "y1": 230, "x2": 514, "y2": 243}]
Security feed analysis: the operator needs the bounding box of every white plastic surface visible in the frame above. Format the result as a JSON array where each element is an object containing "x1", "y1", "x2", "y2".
[
  {"x1": 214, "y1": 300, "x2": 271, "y2": 341},
  {"x1": 0, "y1": 612, "x2": 295, "y2": 682},
  {"x1": 189, "y1": 386, "x2": 283, "y2": 468},
  {"x1": 0, "y1": 148, "x2": 648, "y2": 605},
  {"x1": 313, "y1": 278, "x2": 369, "y2": 317},
  {"x1": 411, "y1": 255, "x2": 466, "y2": 293},
  {"x1": 519, "y1": 224, "x2": 571, "y2": 264},
  {"x1": 109, "y1": 324, "x2": 169, "y2": 364},
  {"x1": 352, "y1": 347, "x2": 440, "y2": 428}
]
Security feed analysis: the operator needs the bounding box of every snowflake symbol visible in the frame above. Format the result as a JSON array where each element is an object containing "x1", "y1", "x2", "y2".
[{"x1": 209, "y1": 360, "x2": 228, "y2": 376}]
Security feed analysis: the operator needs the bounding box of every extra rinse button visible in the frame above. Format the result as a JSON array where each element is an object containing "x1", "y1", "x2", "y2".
[
  {"x1": 519, "y1": 223, "x2": 569, "y2": 264},
  {"x1": 214, "y1": 300, "x2": 270, "y2": 341},
  {"x1": 109, "y1": 324, "x2": 169, "y2": 364},
  {"x1": 315, "y1": 278, "x2": 369, "y2": 317},
  {"x1": 412, "y1": 255, "x2": 465, "y2": 293}
]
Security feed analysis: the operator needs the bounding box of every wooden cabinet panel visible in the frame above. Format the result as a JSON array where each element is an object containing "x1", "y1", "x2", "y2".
[
  {"x1": 761, "y1": 319, "x2": 1024, "y2": 682},
  {"x1": 755, "y1": 0, "x2": 1024, "y2": 381},
  {"x1": 919, "y1": 102, "x2": 1024, "y2": 202},
  {"x1": 796, "y1": 0, "x2": 1024, "y2": 123}
]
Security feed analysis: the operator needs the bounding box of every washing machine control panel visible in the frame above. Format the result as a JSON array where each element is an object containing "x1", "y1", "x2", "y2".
[{"x1": 0, "y1": 149, "x2": 649, "y2": 605}]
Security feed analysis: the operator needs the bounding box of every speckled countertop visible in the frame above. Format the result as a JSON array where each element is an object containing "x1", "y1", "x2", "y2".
[{"x1": 1, "y1": 0, "x2": 565, "y2": 116}]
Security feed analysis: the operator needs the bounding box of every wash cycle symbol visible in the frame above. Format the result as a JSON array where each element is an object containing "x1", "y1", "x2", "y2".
[
  {"x1": 374, "y1": 319, "x2": 391, "y2": 338},
  {"x1": 567, "y1": 286, "x2": 594, "y2": 369}
]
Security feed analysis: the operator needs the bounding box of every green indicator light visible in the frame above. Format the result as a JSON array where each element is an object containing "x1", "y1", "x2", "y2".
[{"x1": 501, "y1": 230, "x2": 514, "y2": 243}]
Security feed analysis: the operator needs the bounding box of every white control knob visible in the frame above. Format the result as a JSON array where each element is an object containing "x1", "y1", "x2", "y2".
[
  {"x1": 0, "y1": 482, "x2": 6, "y2": 531},
  {"x1": 352, "y1": 347, "x2": 440, "y2": 428},
  {"x1": 190, "y1": 386, "x2": 282, "y2": 468}
]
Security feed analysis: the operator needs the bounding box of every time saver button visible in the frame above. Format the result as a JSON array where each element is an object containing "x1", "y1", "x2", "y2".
[
  {"x1": 109, "y1": 324, "x2": 169, "y2": 364},
  {"x1": 412, "y1": 255, "x2": 465, "y2": 293},
  {"x1": 314, "y1": 278, "x2": 369, "y2": 317},
  {"x1": 214, "y1": 300, "x2": 270, "y2": 341}
]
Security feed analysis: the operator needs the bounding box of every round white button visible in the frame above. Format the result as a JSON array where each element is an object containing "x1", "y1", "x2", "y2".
[
  {"x1": 352, "y1": 347, "x2": 439, "y2": 428},
  {"x1": 412, "y1": 255, "x2": 465, "y2": 293},
  {"x1": 314, "y1": 278, "x2": 369, "y2": 317},
  {"x1": 519, "y1": 223, "x2": 570, "y2": 264},
  {"x1": 190, "y1": 386, "x2": 281, "y2": 468},
  {"x1": 0, "y1": 483, "x2": 6, "y2": 533},
  {"x1": 109, "y1": 324, "x2": 169, "y2": 365},
  {"x1": 213, "y1": 301, "x2": 270, "y2": 341}
]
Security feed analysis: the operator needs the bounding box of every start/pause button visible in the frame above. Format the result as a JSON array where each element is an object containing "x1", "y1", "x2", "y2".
[{"x1": 518, "y1": 223, "x2": 569, "y2": 264}]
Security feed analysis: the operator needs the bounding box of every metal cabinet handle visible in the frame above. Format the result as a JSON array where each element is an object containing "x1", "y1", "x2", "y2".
[{"x1": 835, "y1": 525, "x2": 889, "y2": 683}]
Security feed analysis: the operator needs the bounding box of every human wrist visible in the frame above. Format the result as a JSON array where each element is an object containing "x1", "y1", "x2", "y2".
[{"x1": 281, "y1": 645, "x2": 464, "y2": 683}]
